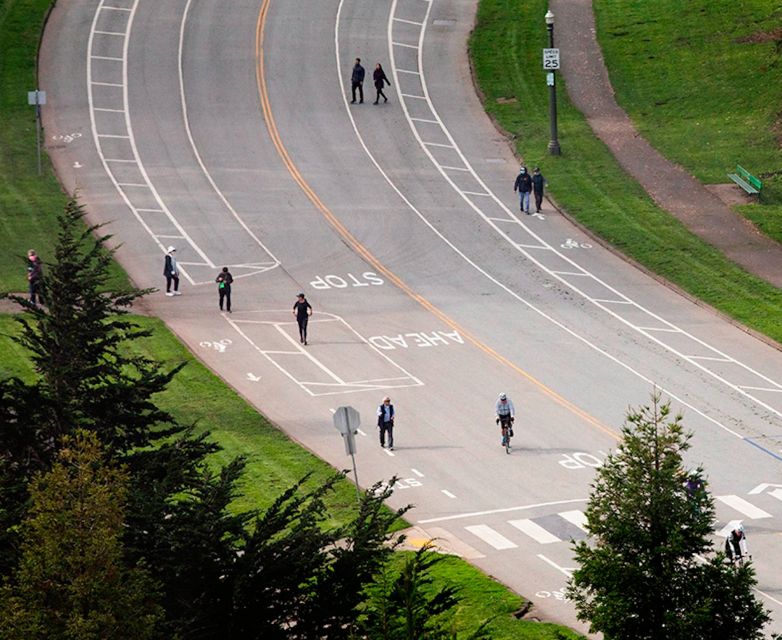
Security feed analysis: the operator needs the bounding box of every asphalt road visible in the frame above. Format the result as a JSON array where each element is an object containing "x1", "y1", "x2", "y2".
[{"x1": 40, "y1": 0, "x2": 782, "y2": 635}]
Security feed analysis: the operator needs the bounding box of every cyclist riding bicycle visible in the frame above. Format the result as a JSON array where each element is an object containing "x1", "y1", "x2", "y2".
[{"x1": 495, "y1": 393, "x2": 515, "y2": 445}]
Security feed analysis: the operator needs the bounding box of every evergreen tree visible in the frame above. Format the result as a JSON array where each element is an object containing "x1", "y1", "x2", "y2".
[
  {"x1": 357, "y1": 542, "x2": 465, "y2": 640},
  {"x1": 0, "y1": 431, "x2": 162, "y2": 640},
  {"x1": 566, "y1": 393, "x2": 770, "y2": 640}
]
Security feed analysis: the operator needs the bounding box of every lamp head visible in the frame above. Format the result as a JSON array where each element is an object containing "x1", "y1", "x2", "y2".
[{"x1": 545, "y1": 10, "x2": 554, "y2": 25}]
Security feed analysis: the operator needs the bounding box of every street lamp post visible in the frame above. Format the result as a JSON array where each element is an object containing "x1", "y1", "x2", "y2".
[{"x1": 545, "y1": 10, "x2": 561, "y2": 155}]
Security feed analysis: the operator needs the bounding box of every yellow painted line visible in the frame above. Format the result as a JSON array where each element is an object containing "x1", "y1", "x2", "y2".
[{"x1": 254, "y1": 1, "x2": 617, "y2": 442}]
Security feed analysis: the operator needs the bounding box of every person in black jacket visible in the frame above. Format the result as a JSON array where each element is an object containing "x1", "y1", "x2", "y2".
[
  {"x1": 513, "y1": 166, "x2": 533, "y2": 214},
  {"x1": 292, "y1": 293, "x2": 313, "y2": 345},
  {"x1": 373, "y1": 63, "x2": 390, "y2": 104},
  {"x1": 350, "y1": 58, "x2": 365, "y2": 104},
  {"x1": 215, "y1": 267, "x2": 233, "y2": 312},
  {"x1": 376, "y1": 396, "x2": 395, "y2": 450},
  {"x1": 163, "y1": 246, "x2": 180, "y2": 296},
  {"x1": 26, "y1": 249, "x2": 44, "y2": 307},
  {"x1": 532, "y1": 167, "x2": 548, "y2": 213}
]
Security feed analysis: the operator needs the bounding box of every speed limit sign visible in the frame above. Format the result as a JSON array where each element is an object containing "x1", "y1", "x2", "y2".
[{"x1": 543, "y1": 48, "x2": 560, "y2": 70}]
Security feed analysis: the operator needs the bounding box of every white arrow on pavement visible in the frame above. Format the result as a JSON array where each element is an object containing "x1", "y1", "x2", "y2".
[
  {"x1": 748, "y1": 483, "x2": 782, "y2": 495},
  {"x1": 531, "y1": 212, "x2": 546, "y2": 220},
  {"x1": 246, "y1": 373, "x2": 261, "y2": 382}
]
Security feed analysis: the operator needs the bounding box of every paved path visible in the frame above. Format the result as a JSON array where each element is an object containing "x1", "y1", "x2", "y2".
[{"x1": 552, "y1": 0, "x2": 782, "y2": 290}]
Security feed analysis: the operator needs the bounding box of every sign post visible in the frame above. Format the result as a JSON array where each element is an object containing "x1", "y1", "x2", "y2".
[
  {"x1": 333, "y1": 406, "x2": 361, "y2": 502},
  {"x1": 27, "y1": 90, "x2": 46, "y2": 176},
  {"x1": 544, "y1": 11, "x2": 561, "y2": 155}
]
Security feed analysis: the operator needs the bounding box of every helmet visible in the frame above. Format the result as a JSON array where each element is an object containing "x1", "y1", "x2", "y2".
[{"x1": 499, "y1": 393, "x2": 507, "y2": 401}]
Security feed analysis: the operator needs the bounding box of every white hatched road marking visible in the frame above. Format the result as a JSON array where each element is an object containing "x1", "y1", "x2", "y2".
[
  {"x1": 465, "y1": 525, "x2": 517, "y2": 550},
  {"x1": 87, "y1": 0, "x2": 279, "y2": 286},
  {"x1": 717, "y1": 519, "x2": 743, "y2": 538},
  {"x1": 716, "y1": 495, "x2": 772, "y2": 519},
  {"x1": 559, "y1": 510, "x2": 589, "y2": 532},
  {"x1": 508, "y1": 519, "x2": 560, "y2": 544}
]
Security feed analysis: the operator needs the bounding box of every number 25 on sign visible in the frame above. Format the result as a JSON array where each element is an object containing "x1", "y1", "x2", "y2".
[{"x1": 543, "y1": 48, "x2": 560, "y2": 70}]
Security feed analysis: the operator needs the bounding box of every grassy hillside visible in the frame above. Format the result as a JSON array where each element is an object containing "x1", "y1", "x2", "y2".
[{"x1": 593, "y1": 0, "x2": 782, "y2": 234}]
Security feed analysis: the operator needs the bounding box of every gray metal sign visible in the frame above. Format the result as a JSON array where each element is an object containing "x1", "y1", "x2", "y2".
[{"x1": 333, "y1": 406, "x2": 360, "y2": 456}]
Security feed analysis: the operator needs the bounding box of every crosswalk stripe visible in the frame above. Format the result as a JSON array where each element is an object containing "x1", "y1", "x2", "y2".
[
  {"x1": 717, "y1": 519, "x2": 743, "y2": 538},
  {"x1": 716, "y1": 495, "x2": 772, "y2": 519},
  {"x1": 559, "y1": 510, "x2": 589, "y2": 532},
  {"x1": 508, "y1": 519, "x2": 561, "y2": 544},
  {"x1": 464, "y1": 525, "x2": 517, "y2": 550}
]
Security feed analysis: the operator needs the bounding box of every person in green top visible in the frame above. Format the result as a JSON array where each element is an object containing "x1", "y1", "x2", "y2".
[{"x1": 215, "y1": 267, "x2": 233, "y2": 313}]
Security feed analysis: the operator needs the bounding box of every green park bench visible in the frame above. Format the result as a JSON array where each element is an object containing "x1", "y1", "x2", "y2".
[{"x1": 727, "y1": 164, "x2": 762, "y2": 196}]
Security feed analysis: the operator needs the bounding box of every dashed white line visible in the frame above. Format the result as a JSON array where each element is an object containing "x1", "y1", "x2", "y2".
[
  {"x1": 411, "y1": 468, "x2": 424, "y2": 477},
  {"x1": 441, "y1": 489, "x2": 456, "y2": 499}
]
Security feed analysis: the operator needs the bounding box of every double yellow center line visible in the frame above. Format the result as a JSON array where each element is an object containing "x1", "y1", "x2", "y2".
[{"x1": 254, "y1": 0, "x2": 618, "y2": 441}]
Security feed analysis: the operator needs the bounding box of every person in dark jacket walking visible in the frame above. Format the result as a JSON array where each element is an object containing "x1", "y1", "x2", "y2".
[
  {"x1": 376, "y1": 396, "x2": 395, "y2": 450},
  {"x1": 215, "y1": 267, "x2": 233, "y2": 312},
  {"x1": 26, "y1": 249, "x2": 44, "y2": 307},
  {"x1": 163, "y1": 246, "x2": 181, "y2": 296},
  {"x1": 292, "y1": 292, "x2": 312, "y2": 345},
  {"x1": 531, "y1": 167, "x2": 548, "y2": 213},
  {"x1": 513, "y1": 166, "x2": 533, "y2": 214},
  {"x1": 350, "y1": 58, "x2": 365, "y2": 104},
  {"x1": 372, "y1": 63, "x2": 390, "y2": 104}
]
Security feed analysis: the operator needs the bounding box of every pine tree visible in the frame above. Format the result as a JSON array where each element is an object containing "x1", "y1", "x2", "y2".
[
  {"x1": 566, "y1": 393, "x2": 770, "y2": 640},
  {"x1": 0, "y1": 431, "x2": 162, "y2": 640}
]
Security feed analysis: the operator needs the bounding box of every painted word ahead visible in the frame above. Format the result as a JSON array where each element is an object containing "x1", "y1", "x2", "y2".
[{"x1": 369, "y1": 331, "x2": 463, "y2": 350}]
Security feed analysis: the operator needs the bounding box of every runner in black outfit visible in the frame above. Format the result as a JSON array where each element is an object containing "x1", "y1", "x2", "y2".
[{"x1": 292, "y1": 293, "x2": 313, "y2": 345}]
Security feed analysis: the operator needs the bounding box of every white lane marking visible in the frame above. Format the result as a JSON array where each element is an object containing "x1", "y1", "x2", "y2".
[
  {"x1": 392, "y1": 41, "x2": 418, "y2": 49},
  {"x1": 411, "y1": 468, "x2": 425, "y2": 477},
  {"x1": 396, "y1": 68, "x2": 420, "y2": 75},
  {"x1": 559, "y1": 510, "x2": 588, "y2": 532},
  {"x1": 537, "y1": 554, "x2": 574, "y2": 578},
  {"x1": 508, "y1": 519, "x2": 560, "y2": 544},
  {"x1": 716, "y1": 495, "x2": 772, "y2": 519},
  {"x1": 594, "y1": 298, "x2": 632, "y2": 304},
  {"x1": 224, "y1": 311, "x2": 423, "y2": 397},
  {"x1": 91, "y1": 55, "x2": 123, "y2": 61},
  {"x1": 91, "y1": 81, "x2": 124, "y2": 87},
  {"x1": 462, "y1": 191, "x2": 491, "y2": 197},
  {"x1": 100, "y1": 5, "x2": 132, "y2": 10},
  {"x1": 687, "y1": 355, "x2": 732, "y2": 362},
  {"x1": 400, "y1": 93, "x2": 426, "y2": 100},
  {"x1": 93, "y1": 29, "x2": 125, "y2": 36},
  {"x1": 717, "y1": 519, "x2": 742, "y2": 538},
  {"x1": 393, "y1": 17, "x2": 422, "y2": 25},
  {"x1": 769, "y1": 488, "x2": 782, "y2": 502},
  {"x1": 104, "y1": 157, "x2": 135, "y2": 162},
  {"x1": 87, "y1": 0, "x2": 211, "y2": 283},
  {"x1": 418, "y1": 498, "x2": 587, "y2": 524},
  {"x1": 740, "y1": 385, "x2": 782, "y2": 393},
  {"x1": 179, "y1": 0, "x2": 280, "y2": 271},
  {"x1": 465, "y1": 525, "x2": 517, "y2": 550},
  {"x1": 384, "y1": 448, "x2": 395, "y2": 457},
  {"x1": 411, "y1": 117, "x2": 438, "y2": 124},
  {"x1": 382, "y1": 1, "x2": 782, "y2": 422},
  {"x1": 441, "y1": 165, "x2": 469, "y2": 172},
  {"x1": 336, "y1": 0, "x2": 760, "y2": 446},
  {"x1": 441, "y1": 489, "x2": 456, "y2": 499},
  {"x1": 357, "y1": 429, "x2": 367, "y2": 436},
  {"x1": 422, "y1": 141, "x2": 454, "y2": 148},
  {"x1": 97, "y1": 134, "x2": 130, "y2": 138}
]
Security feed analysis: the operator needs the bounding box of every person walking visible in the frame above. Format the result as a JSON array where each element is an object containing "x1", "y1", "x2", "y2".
[
  {"x1": 513, "y1": 166, "x2": 533, "y2": 214},
  {"x1": 163, "y1": 246, "x2": 181, "y2": 296},
  {"x1": 215, "y1": 267, "x2": 233, "y2": 313},
  {"x1": 26, "y1": 249, "x2": 44, "y2": 307},
  {"x1": 292, "y1": 292, "x2": 312, "y2": 345},
  {"x1": 372, "y1": 63, "x2": 390, "y2": 104},
  {"x1": 532, "y1": 167, "x2": 548, "y2": 213},
  {"x1": 376, "y1": 396, "x2": 395, "y2": 450},
  {"x1": 350, "y1": 58, "x2": 365, "y2": 104}
]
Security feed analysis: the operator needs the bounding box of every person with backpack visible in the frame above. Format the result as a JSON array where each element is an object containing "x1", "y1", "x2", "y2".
[
  {"x1": 513, "y1": 166, "x2": 533, "y2": 214},
  {"x1": 163, "y1": 246, "x2": 181, "y2": 296},
  {"x1": 531, "y1": 167, "x2": 548, "y2": 213},
  {"x1": 376, "y1": 396, "x2": 395, "y2": 451},
  {"x1": 215, "y1": 267, "x2": 233, "y2": 313}
]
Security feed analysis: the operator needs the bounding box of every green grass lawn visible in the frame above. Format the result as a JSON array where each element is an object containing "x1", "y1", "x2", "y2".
[
  {"x1": 592, "y1": 0, "x2": 782, "y2": 238},
  {"x1": 470, "y1": 0, "x2": 782, "y2": 344},
  {"x1": 0, "y1": 0, "x2": 128, "y2": 292}
]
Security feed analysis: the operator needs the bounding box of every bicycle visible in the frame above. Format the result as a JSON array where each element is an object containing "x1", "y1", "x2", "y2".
[{"x1": 497, "y1": 415, "x2": 514, "y2": 454}]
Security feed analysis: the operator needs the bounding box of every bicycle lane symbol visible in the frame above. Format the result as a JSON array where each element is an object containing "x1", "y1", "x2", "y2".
[
  {"x1": 51, "y1": 132, "x2": 83, "y2": 144},
  {"x1": 560, "y1": 238, "x2": 592, "y2": 249},
  {"x1": 199, "y1": 339, "x2": 232, "y2": 353}
]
